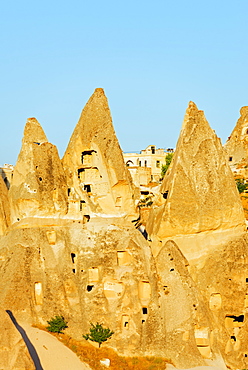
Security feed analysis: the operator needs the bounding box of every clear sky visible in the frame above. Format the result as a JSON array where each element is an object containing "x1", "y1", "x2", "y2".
[{"x1": 1, "y1": 0, "x2": 248, "y2": 165}]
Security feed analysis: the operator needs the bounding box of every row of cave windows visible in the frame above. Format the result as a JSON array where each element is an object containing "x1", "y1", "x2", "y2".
[{"x1": 33, "y1": 281, "x2": 148, "y2": 325}]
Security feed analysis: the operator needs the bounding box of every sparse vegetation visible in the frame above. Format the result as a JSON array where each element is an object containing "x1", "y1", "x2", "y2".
[
  {"x1": 83, "y1": 322, "x2": 114, "y2": 348},
  {"x1": 46, "y1": 315, "x2": 68, "y2": 333},
  {"x1": 235, "y1": 178, "x2": 248, "y2": 193},
  {"x1": 34, "y1": 323, "x2": 173, "y2": 369},
  {"x1": 161, "y1": 153, "x2": 174, "y2": 178}
]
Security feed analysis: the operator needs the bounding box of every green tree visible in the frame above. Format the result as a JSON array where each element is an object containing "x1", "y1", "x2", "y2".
[
  {"x1": 235, "y1": 178, "x2": 248, "y2": 194},
  {"x1": 83, "y1": 322, "x2": 114, "y2": 347},
  {"x1": 161, "y1": 153, "x2": 174, "y2": 179},
  {"x1": 46, "y1": 315, "x2": 68, "y2": 333}
]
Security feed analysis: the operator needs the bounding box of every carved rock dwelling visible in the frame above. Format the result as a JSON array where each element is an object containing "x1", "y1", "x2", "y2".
[{"x1": 0, "y1": 89, "x2": 248, "y2": 369}]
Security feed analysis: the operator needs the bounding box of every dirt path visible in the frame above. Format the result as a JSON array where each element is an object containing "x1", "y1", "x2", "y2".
[{"x1": 20, "y1": 323, "x2": 91, "y2": 370}]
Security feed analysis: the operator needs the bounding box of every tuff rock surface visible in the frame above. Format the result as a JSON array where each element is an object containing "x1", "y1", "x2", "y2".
[{"x1": 1, "y1": 91, "x2": 248, "y2": 369}]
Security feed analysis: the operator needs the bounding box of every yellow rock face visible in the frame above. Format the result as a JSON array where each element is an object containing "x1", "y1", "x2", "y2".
[
  {"x1": 225, "y1": 106, "x2": 248, "y2": 164},
  {"x1": 9, "y1": 118, "x2": 68, "y2": 222},
  {"x1": 62, "y1": 88, "x2": 138, "y2": 218},
  {"x1": 0, "y1": 176, "x2": 10, "y2": 235},
  {"x1": 147, "y1": 102, "x2": 246, "y2": 262}
]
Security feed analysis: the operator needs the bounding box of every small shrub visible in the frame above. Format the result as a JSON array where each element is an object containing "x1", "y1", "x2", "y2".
[
  {"x1": 235, "y1": 178, "x2": 248, "y2": 193},
  {"x1": 46, "y1": 315, "x2": 68, "y2": 333},
  {"x1": 83, "y1": 322, "x2": 114, "y2": 347}
]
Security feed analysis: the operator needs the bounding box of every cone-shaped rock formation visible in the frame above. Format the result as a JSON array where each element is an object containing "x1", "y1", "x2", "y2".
[
  {"x1": 225, "y1": 106, "x2": 248, "y2": 165},
  {"x1": 147, "y1": 102, "x2": 246, "y2": 262},
  {"x1": 9, "y1": 118, "x2": 68, "y2": 222},
  {"x1": 62, "y1": 88, "x2": 137, "y2": 217}
]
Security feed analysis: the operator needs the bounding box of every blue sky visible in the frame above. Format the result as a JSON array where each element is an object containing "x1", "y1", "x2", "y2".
[{"x1": 1, "y1": 0, "x2": 248, "y2": 165}]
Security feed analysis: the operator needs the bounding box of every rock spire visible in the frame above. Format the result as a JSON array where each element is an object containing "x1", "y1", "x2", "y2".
[
  {"x1": 147, "y1": 101, "x2": 246, "y2": 261},
  {"x1": 9, "y1": 118, "x2": 68, "y2": 222},
  {"x1": 62, "y1": 88, "x2": 137, "y2": 217}
]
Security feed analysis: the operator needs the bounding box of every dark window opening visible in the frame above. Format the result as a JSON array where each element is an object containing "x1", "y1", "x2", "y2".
[
  {"x1": 142, "y1": 319, "x2": 145, "y2": 324},
  {"x1": 231, "y1": 335, "x2": 236, "y2": 341},
  {"x1": 142, "y1": 307, "x2": 148, "y2": 315},
  {"x1": 71, "y1": 253, "x2": 76, "y2": 264},
  {"x1": 68, "y1": 188, "x2": 71, "y2": 196},
  {"x1": 34, "y1": 142, "x2": 41, "y2": 145},
  {"x1": 124, "y1": 322, "x2": 128, "y2": 327},
  {"x1": 87, "y1": 285, "x2": 94, "y2": 292},
  {"x1": 84, "y1": 184, "x2": 91, "y2": 193},
  {"x1": 81, "y1": 150, "x2": 96, "y2": 164},
  {"x1": 72, "y1": 268, "x2": 76, "y2": 274},
  {"x1": 163, "y1": 191, "x2": 169, "y2": 199},
  {"x1": 246, "y1": 278, "x2": 248, "y2": 283},
  {"x1": 245, "y1": 354, "x2": 248, "y2": 357},
  {"x1": 141, "y1": 191, "x2": 149, "y2": 195},
  {"x1": 80, "y1": 200, "x2": 86, "y2": 211},
  {"x1": 78, "y1": 168, "x2": 85, "y2": 178},
  {"x1": 170, "y1": 268, "x2": 174, "y2": 272},
  {"x1": 229, "y1": 157, "x2": 233, "y2": 162},
  {"x1": 139, "y1": 161, "x2": 141, "y2": 167},
  {"x1": 144, "y1": 160, "x2": 147, "y2": 167},
  {"x1": 151, "y1": 146, "x2": 155, "y2": 154},
  {"x1": 226, "y1": 314, "x2": 244, "y2": 323},
  {"x1": 39, "y1": 177, "x2": 42, "y2": 181},
  {"x1": 156, "y1": 160, "x2": 160, "y2": 168},
  {"x1": 84, "y1": 215, "x2": 90, "y2": 222}
]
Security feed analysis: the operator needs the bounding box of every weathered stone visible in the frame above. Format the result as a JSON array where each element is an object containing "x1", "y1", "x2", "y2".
[
  {"x1": 147, "y1": 102, "x2": 246, "y2": 263},
  {"x1": 0, "y1": 175, "x2": 10, "y2": 235},
  {"x1": 225, "y1": 107, "x2": 248, "y2": 165},
  {"x1": 62, "y1": 88, "x2": 138, "y2": 218},
  {"x1": 9, "y1": 118, "x2": 68, "y2": 223},
  {"x1": 0, "y1": 309, "x2": 35, "y2": 370}
]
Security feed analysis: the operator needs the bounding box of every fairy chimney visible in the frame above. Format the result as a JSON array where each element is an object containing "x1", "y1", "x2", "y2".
[
  {"x1": 9, "y1": 118, "x2": 68, "y2": 223},
  {"x1": 225, "y1": 106, "x2": 248, "y2": 165},
  {"x1": 62, "y1": 88, "x2": 137, "y2": 217},
  {"x1": 147, "y1": 102, "x2": 246, "y2": 263}
]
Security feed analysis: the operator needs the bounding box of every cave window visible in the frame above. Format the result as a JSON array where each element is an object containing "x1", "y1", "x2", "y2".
[
  {"x1": 71, "y1": 253, "x2": 76, "y2": 264},
  {"x1": 84, "y1": 215, "x2": 90, "y2": 223},
  {"x1": 78, "y1": 168, "x2": 85, "y2": 179},
  {"x1": 87, "y1": 285, "x2": 94, "y2": 292},
  {"x1": 142, "y1": 319, "x2": 145, "y2": 324},
  {"x1": 80, "y1": 200, "x2": 86, "y2": 211},
  {"x1": 72, "y1": 268, "x2": 76, "y2": 274},
  {"x1": 81, "y1": 150, "x2": 96, "y2": 164},
  {"x1": 39, "y1": 177, "x2": 42, "y2": 181},
  {"x1": 84, "y1": 184, "x2": 91, "y2": 193},
  {"x1": 163, "y1": 191, "x2": 169, "y2": 199},
  {"x1": 246, "y1": 277, "x2": 248, "y2": 283},
  {"x1": 231, "y1": 335, "x2": 236, "y2": 341},
  {"x1": 139, "y1": 161, "x2": 141, "y2": 167},
  {"x1": 68, "y1": 188, "x2": 71, "y2": 196},
  {"x1": 229, "y1": 157, "x2": 233, "y2": 162},
  {"x1": 142, "y1": 307, "x2": 148, "y2": 315}
]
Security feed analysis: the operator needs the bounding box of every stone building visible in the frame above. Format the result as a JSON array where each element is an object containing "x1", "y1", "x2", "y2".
[{"x1": 123, "y1": 145, "x2": 174, "y2": 184}]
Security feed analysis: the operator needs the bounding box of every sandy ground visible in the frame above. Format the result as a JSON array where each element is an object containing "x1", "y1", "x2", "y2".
[{"x1": 20, "y1": 323, "x2": 91, "y2": 370}]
